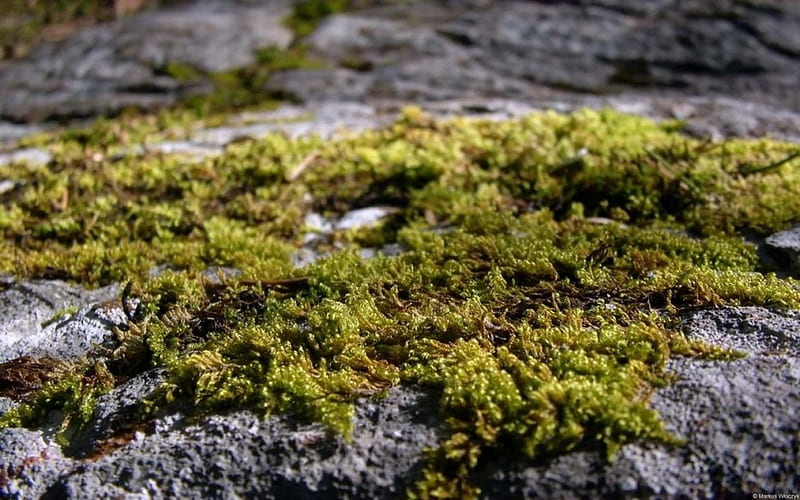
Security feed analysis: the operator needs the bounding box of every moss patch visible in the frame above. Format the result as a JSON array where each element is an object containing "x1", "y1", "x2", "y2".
[
  {"x1": 1, "y1": 108, "x2": 799, "y2": 497},
  {"x1": 283, "y1": 0, "x2": 417, "y2": 38}
]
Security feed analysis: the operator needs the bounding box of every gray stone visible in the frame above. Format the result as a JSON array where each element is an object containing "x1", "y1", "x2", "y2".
[
  {"x1": 265, "y1": 1, "x2": 800, "y2": 140},
  {"x1": 1, "y1": 304, "x2": 799, "y2": 498},
  {"x1": 0, "y1": 396, "x2": 15, "y2": 416},
  {"x1": 0, "y1": 427, "x2": 74, "y2": 499},
  {"x1": 0, "y1": 148, "x2": 52, "y2": 167},
  {"x1": 0, "y1": 0, "x2": 293, "y2": 122},
  {"x1": 0, "y1": 179, "x2": 15, "y2": 195},
  {"x1": 291, "y1": 248, "x2": 324, "y2": 268},
  {"x1": 67, "y1": 370, "x2": 168, "y2": 459},
  {"x1": 0, "y1": 301, "x2": 127, "y2": 363},
  {"x1": 200, "y1": 267, "x2": 243, "y2": 285},
  {"x1": 145, "y1": 141, "x2": 224, "y2": 159},
  {"x1": 49, "y1": 387, "x2": 445, "y2": 499},
  {"x1": 478, "y1": 309, "x2": 800, "y2": 498},
  {"x1": 359, "y1": 243, "x2": 405, "y2": 260},
  {"x1": 683, "y1": 307, "x2": 800, "y2": 356},
  {"x1": 0, "y1": 280, "x2": 119, "y2": 359},
  {"x1": 109, "y1": 102, "x2": 395, "y2": 161},
  {"x1": 335, "y1": 206, "x2": 400, "y2": 231},
  {"x1": 0, "y1": 122, "x2": 48, "y2": 146},
  {"x1": 764, "y1": 225, "x2": 800, "y2": 276}
]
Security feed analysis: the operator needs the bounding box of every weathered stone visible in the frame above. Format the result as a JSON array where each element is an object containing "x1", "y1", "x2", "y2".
[
  {"x1": 0, "y1": 122, "x2": 48, "y2": 146},
  {"x1": 0, "y1": 0, "x2": 293, "y2": 122},
  {"x1": 2, "y1": 303, "x2": 797, "y2": 498},
  {"x1": 0, "y1": 280, "x2": 119, "y2": 361},
  {"x1": 265, "y1": 0, "x2": 800, "y2": 139},
  {"x1": 477, "y1": 306, "x2": 800, "y2": 498},
  {"x1": 67, "y1": 369, "x2": 168, "y2": 459},
  {"x1": 0, "y1": 302, "x2": 127, "y2": 363},
  {"x1": 0, "y1": 148, "x2": 52, "y2": 167},
  {"x1": 0, "y1": 427, "x2": 74, "y2": 499},
  {"x1": 683, "y1": 307, "x2": 800, "y2": 356},
  {"x1": 764, "y1": 225, "x2": 800, "y2": 277},
  {"x1": 48, "y1": 387, "x2": 445, "y2": 499}
]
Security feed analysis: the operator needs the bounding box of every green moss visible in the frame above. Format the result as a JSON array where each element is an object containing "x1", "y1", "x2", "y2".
[
  {"x1": 159, "y1": 62, "x2": 203, "y2": 82},
  {"x1": 0, "y1": 360, "x2": 114, "y2": 446},
  {"x1": 283, "y1": 0, "x2": 417, "y2": 38},
  {"x1": 2, "y1": 107, "x2": 799, "y2": 496},
  {"x1": 284, "y1": 0, "x2": 350, "y2": 37},
  {"x1": 40, "y1": 305, "x2": 80, "y2": 328}
]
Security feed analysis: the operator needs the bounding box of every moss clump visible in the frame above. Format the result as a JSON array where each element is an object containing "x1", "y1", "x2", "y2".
[
  {"x1": 1, "y1": 108, "x2": 799, "y2": 497},
  {"x1": 284, "y1": 0, "x2": 351, "y2": 37},
  {"x1": 283, "y1": 0, "x2": 416, "y2": 38}
]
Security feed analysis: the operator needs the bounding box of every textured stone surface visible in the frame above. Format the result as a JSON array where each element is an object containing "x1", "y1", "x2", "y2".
[
  {"x1": 764, "y1": 225, "x2": 800, "y2": 277},
  {"x1": 67, "y1": 369, "x2": 168, "y2": 459},
  {"x1": 21, "y1": 387, "x2": 445, "y2": 499},
  {"x1": 0, "y1": 279, "x2": 119, "y2": 360},
  {"x1": 0, "y1": 302, "x2": 127, "y2": 363},
  {"x1": 268, "y1": 0, "x2": 800, "y2": 119},
  {"x1": 0, "y1": 0, "x2": 293, "y2": 123},
  {"x1": 0, "y1": 427, "x2": 74, "y2": 499},
  {"x1": 683, "y1": 306, "x2": 800, "y2": 356},
  {"x1": 477, "y1": 308, "x2": 800, "y2": 499},
  {"x1": 0, "y1": 1, "x2": 799, "y2": 498},
  {"x1": 0, "y1": 148, "x2": 52, "y2": 167},
  {"x1": 1, "y1": 304, "x2": 798, "y2": 498}
]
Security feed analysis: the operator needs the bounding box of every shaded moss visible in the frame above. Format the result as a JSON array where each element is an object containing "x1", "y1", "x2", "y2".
[
  {"x1": 1, "y1": 108, "x2": 799, "y2": 496},
  {"x1": 283, "y1": 0, "x2": 418, "y2": 38},
  {"x1": 284, "y1": 0, "x2": 351, "y2": 37}
]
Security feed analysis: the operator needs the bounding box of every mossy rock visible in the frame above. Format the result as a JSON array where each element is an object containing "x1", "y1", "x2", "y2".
[{"x1": 1, "y1": 107, "x2": 799, "y2": 497}]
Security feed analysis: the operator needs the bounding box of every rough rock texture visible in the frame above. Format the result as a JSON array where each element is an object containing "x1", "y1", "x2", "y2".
[
  {"x1": 0, "y1": 0, "x2": 293, "y2": 123},
  {"x1": 1, "y1": 305, "x2": 798, "y2": 498},
  {"x1": 262, "y1": 0, "x2": 800, "y2": 141},
  {"x1": 684, "y1": 306, "x2": 800, "y2": 356},
  {"x1": 0, "y1": 148, "x2": 52, "y2": 167},
  {"x1": 0, "y1": 302, "x2": 127, "y2": 364},
  {"x1": 764, "y1": 225, "x2": 800, "y2": 277},
  {"x1": 119, "y1": 102, "x2": 399, "y2": 161},
  {"x1": 1, "y1": 385, "x2": 445, "y2": 499},
  {"x1": 57, "y1": 387, "x2": 443, "y2": 499},
  {"x1": 0, "y1": 278, "x2": 119, "y2": 361},
  {"x1": 2, "y1": 0, "x2": 800, "y2": 141},
  {"x1": 294, "y1": 0, "x2": 800, "y2": 106},
  {"x1": 478, "y1": 306, "x2": 800, "y2": 498},
  {"x1": 0, "y1": 427, "x2": 74, "y2": 499},
  {"x1": 480, "y1": 355, "x2": 800, "y2": 499},
  {"x1": 1, "y1": 1, "x2": 800, "y2": 498}
]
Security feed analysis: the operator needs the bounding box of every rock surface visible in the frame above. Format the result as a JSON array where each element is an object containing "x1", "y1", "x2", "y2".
[
  {"x1": 1, "y1": 306, "x2": 798, "y2": 498},
  {"x1": 0, "y1": 279, "x2": 119, "y2": 362},
  {"x1": 0, "y1": 0, "x2": 293, "y2": 123},
  {"x1": 764, "y1": 225, "x2": 800, "y2": 277},
  {"x1": 265, "y1": 0, "x2": 800, "y2": 140},
  {"x1": 1, "y1": 0, "x2": 800, "y2": 141},
  {"x1": 1, "y1": 1, "x2": 800, "y2": 499}
]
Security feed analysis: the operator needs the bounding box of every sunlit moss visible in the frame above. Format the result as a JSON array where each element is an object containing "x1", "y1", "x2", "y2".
[{"x1": 1, "y1": 107, "x2": 799, "y2": 497}]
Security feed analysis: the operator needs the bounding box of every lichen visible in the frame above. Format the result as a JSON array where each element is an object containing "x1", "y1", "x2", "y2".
[{"x1": 1, "y1": 107, "x2": 799, "y2": 497}]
